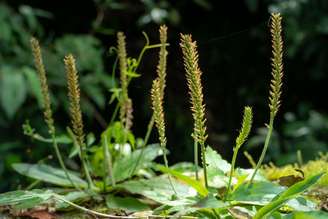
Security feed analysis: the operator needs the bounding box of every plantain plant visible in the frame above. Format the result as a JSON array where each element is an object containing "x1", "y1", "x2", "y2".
[{"x1": 249, "y1": 13, "x2": 284, "y2": 184}]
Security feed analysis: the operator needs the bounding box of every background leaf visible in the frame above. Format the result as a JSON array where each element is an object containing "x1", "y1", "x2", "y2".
[
  {"x1": 12, "y1": 163, "x2": 88, "y2": 188},
  {"x1": 0, "y1": 67, "x2": 27, "y2": 118}
]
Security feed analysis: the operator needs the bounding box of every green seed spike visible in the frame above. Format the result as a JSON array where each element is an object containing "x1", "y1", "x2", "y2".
[
  {"x1": 151, "y1": 79, "x2": 167, "y2": 148},
  {"x1": 31, "y1": 38, "x2": 79, "y2": 190},
  {"x1": 151, "y1": 78, "x2": 177, "y2": 195},
  {"x1": 64, "y1": 54, "x2": 85, "y2": 148},
  {"x1": 117, "y1": 32, "x2": 133, "y2": 130},
  {"x1": 269, "y1": 13, "x2": 284, "y2": 117},
  {"x1": 157, "y1": 25, "x2": 168, "y2": 98},
  {"x1": 180, "y1": 34, "x2": 209, "y2": 187},
  {"x1": 30, "y1": 38, "x2": 54, "y2": 135},
  {"x1": 236, "y1": 107, "x2": 253, "y2": 148},
  {"x1": 64, "y1": 54, "x2": 94, "y2": 189},
  {"x1": 226, "y1": 106, "x2": 253, "y2": 199}
]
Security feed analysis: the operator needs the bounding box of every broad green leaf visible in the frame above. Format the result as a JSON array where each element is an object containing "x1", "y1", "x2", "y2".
[
  {"x1": 0, "y1": 190, "x2": 54, "y2": 210},
  {"x1": 0, "y1": 190, "x2": 90, "y2": 211},
  {"x1": 156, "y1": 164, "x2": 208, "y2": 197},
  {"x1": 116, "y1": 176, "x2": 198, "y2": 206},
  {"x1": 106, "y1": 194, "x2": 150, "y2": 212},
  {"x1": 205, "y1": 146, "x2": 231, "y2": 188},
  {"x1": 229, "y1": 181, "x2": 284, "y2": 205},
  {"x1": 12, "y1": 163, "x2": 88, "y2": 188},
  {"x1": 0, "y1": 67, "x2": 27, "y2": 118},
  {"x1": 254, "y1": 173, "x2": 324, "y2": 219},
  {"x1": 112, "y1": 144, "x2": 163, "y2": 182}
]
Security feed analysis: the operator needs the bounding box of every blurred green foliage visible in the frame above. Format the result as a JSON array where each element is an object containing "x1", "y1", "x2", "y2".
[{"x1": 0, "y1": 3, "x2": 115, "y2": 191}]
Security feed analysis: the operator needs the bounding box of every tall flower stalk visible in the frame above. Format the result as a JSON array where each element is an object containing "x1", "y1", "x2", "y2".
[
  {"x1": 249, "y1": 13, "x2": 284, "y2": 184},
  {"x1": 117, "y1": 32, "x2": 133, "y2": 131},
  {"x1": 64, "y1": 54, "x2": 94, "y2": 189},
  {"x1": 30, "y1": 38, "x2": 78, "y2": 189},
  {"x1": 180, "y1": 34, "x2": 209, "y2": 187},
  {"x1": 151, "y1": 79, "x2": 177, "y2": 195},
  {"x1": 225, "y1": 106, "x2": 253, "y2": 199},
  {"x1": 130, "y1": 25, "x2": 169, "y2": 176}
]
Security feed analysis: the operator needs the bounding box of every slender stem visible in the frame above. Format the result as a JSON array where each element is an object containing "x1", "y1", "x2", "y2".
[
  {"x1": 81, "y1": 155, "x2": 94, "y2": 189},
  {"x1": 52, "y1": 135, "x2": 81, "y2": 191},
  {"x1": 194, "y1": 140, "x2": 199, "y2": 180},
  {"x1": 78, "y1": 139, "x2": 94, "y2": 189},
  {"x1": 25, "y1": 132, "x2": 57, "y2": 144},
  {"x1": 66, "y1": 127, "x2": 94, "y2": 190},
  {"x1": 243, "y1": 151, "x2": 256, "y2": 168},
  {"x1": 129, "y1": 115, "x2": 155, "y2": 176},
  {"x1": 161, "y1": 143, "x2": 178, "y2": 196},
  {"x1": 54, "y1": 195, "x2": 140, "y2": 219},
  {"x1": 225, "y1": 145, "x2": 240, "y2": 200},
  {"x1": 200, "y1": 142, "x2": 208, "y2": 188},
  {"x1": 249, "y1": 117, "x2": 274, "y2": 184},
  {"x1": 104, "y1": 135, "x2": 115, "y2": 187},
  {"x1": 56, "y1": 193, "x2": 197, "y2": 219},
  {"x1": 109, "y1": 102, "x2": 120, "y2": 124},
  {"x1": 135, "y1": 43, "x2": 169, "y2": 70},
  {"x1": 26, "y1": 180, "x2": 41, "y2": 190},
  {"x1": 297, "y1": 150, "x2": 303, "y2": 166},
  {"x1": 102, "y1": 137, "x2": 108, "y2": 191}
]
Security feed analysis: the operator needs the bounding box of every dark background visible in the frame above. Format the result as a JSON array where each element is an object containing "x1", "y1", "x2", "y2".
[{"x1": 1, "y1": 0, "x2": 327, "y2": 191}]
